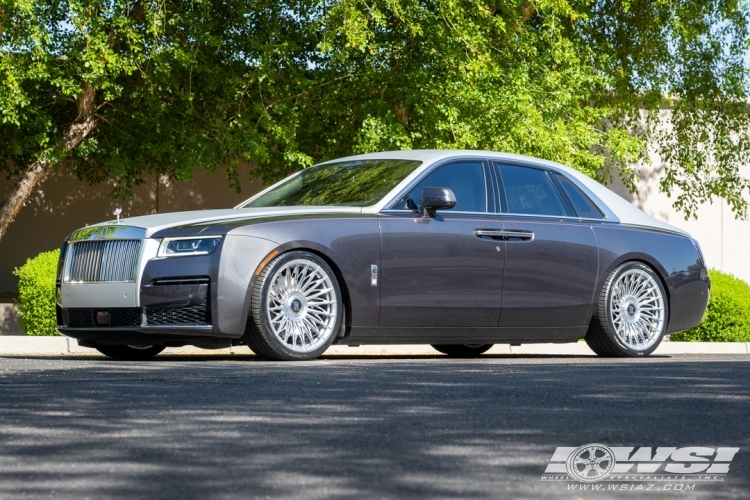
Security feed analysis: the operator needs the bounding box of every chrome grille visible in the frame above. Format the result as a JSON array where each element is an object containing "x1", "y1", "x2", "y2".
[{"x1": 67, "y1": 240, "x2": 141, "y2": 282}]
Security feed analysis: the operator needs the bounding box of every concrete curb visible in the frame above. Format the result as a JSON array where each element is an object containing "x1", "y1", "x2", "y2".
[{"x1": 0, "y1": 337, "x2": 748, "y2": 356}]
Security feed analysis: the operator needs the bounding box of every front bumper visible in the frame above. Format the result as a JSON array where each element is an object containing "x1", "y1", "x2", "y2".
[
  {"x1": 62, "y1": 326, "x2": 234, "y2": 349},
  {"x1": 57, "y1": 228, "x2": 280, "y2": 345},
  {"x1": 57, "y1": 239, "x2": 227, "y2": 343}
]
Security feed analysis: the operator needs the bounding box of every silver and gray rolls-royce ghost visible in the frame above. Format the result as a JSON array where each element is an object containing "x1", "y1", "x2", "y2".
[{"x1": 56, "y1": 150, "x2": 710, "y2": 360}]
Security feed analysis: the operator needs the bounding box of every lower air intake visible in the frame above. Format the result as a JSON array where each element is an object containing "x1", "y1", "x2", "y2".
[
  {"x1": 59, "y1": 308, "x2": 141, "y2": 328},
  {"x1": 58, "y1": 301, "x2": 212, "y2": 328},
  {"x1": 145, "y1": 300, "x2": 211, "y2": 326}
]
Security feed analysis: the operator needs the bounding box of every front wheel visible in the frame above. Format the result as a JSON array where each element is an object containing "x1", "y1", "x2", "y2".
[
  {"x1": 431, "y1": 344, "x2": 493, "y2": 358},
  {"x1": 585, "y1": 262, "x2": 668, "y2": 357},
  {"x1": 95, "y1": 344, "x2": 166, "y2": 360},
  {"x1": 246, "y1": 251, "x2": 343, "y2": 361}
]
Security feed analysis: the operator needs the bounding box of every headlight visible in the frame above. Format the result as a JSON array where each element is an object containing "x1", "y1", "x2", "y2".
[{"x1": 158, "y1": 236, "x2": 222, "y2": 257}]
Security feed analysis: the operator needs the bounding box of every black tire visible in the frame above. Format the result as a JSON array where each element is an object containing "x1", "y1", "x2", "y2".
[
  {"x1": 431, "y1": 344, "x2": 494, "y2": 358},
  {"x1": 95, "y1": 344, "x2": 166, "y2": 360},
  {"x1": 585, "y1": 261, "x2": 669, "y2": 357},
  {"x1": 246, "y1": 251, "x2": 343, "y2": 361}
]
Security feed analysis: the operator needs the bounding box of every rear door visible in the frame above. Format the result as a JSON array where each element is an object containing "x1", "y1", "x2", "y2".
[{"x1": 494, "y1": 163, "x2": 599, "y2": 328}]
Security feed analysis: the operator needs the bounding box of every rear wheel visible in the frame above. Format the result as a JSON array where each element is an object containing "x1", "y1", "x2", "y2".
[
  {"x1": 585, "y1": 262, "x2": 668, "y2": 357},
  {"x1": 431, "y1": 344, "x2": 493, "y2": 358},
  {"x1": 246, "y1": 251, "x2": 343, "y2": 361},
  {"x1": 95, "y1": 344, "x2": 165, "y2": 360}
]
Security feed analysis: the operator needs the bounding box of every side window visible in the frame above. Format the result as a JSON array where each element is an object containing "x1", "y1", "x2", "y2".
[
  {"x1": 497, "y1": 164, "x2": 567, "y2": 216},
  {"x1": 397, "y1": 162, "x2": 487, "y2": 213},
  {"x1": 553, "y1": 173, "x2": 604, "y2": 219}
]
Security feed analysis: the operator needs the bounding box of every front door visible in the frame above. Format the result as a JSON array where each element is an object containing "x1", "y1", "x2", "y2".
[{"x1": 379, "y1": 161, "x2": 504, "y2": 328}]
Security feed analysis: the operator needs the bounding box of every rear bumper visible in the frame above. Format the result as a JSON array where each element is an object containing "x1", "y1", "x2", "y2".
[{"x1": 666, "y1": 273, "x2": 711, "y2": 334}]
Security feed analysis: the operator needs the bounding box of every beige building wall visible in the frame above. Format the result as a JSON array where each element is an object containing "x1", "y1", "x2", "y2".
[{"x1": 0, "y1": 166, "x2": 263, "y2": 292}]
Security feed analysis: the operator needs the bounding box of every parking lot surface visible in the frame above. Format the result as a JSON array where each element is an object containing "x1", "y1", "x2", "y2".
[{"x1": 0, "y1": 354, "x2": 748, "y2": 499}]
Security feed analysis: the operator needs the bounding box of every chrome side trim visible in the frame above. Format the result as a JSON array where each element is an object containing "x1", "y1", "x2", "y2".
[
  {"x1": 380, "y1": 208, "x2": 613, "y2": 223},
  {"x1": 379, "y1": 210, "x2": 493, "y2": 216}
]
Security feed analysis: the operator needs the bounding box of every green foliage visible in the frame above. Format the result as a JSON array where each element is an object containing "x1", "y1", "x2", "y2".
[
  {"x1": 12, "y1": 249, "x2": 60, "y2": 336},
  {"x1": 672, "y1": 269, "x2": 750, "y2": 342},
  {"x1": 1, "y1": 1, "x2": 749, "y2": 219}
]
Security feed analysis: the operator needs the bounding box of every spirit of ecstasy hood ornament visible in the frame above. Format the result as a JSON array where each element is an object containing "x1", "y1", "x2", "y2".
[{"x1": 114, "y1": 207, "x2": 122, "y2": 224}]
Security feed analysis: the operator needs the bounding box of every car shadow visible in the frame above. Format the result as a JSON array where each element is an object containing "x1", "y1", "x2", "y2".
[{"x1": 0, "y1": 357, "x2": 748, "y2": 498}]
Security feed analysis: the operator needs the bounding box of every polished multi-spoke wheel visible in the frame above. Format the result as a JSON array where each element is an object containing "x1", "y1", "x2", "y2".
[
  {"x1": 585, "y1": 262, "x2": 669, "y2": 357},
  {"x1": 609, "y1": 268, "x2": 665, "y2": 351},
  {"x1": 248, "y1": 251, "x2": 343, "y2": 361},
  {"x1": 266, "y1": 259, "x2": 338, "y2": 352}
]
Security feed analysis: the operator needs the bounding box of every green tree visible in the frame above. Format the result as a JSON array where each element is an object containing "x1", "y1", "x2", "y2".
[{"x1": 1, "y1": 0, "x2": 749, "y2": 241}]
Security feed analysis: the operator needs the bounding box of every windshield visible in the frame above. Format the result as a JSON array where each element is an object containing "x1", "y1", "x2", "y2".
[{"x1": 241, "y1": 159, "x2": 422, "y2": 208}]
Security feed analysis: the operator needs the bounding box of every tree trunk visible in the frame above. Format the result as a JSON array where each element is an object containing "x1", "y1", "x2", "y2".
[{"x1": 0, "y1": 85, "x2": 97, "y2": 241}]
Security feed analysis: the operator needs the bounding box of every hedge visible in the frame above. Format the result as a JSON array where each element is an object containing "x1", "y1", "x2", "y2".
[
  {"x1": 13, "y1": 249, "x2": 61, "y2": 336},
  {"x1": 671, "y1": 269, "x2": 750, "y2": 342}
]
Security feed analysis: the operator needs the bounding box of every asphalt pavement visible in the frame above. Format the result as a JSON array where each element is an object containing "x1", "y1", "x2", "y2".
[{"x1": 0, "y1": 353, "x2": 748, "y2": 499}]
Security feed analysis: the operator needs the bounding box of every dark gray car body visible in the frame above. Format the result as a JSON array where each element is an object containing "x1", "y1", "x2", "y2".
[{"x1": 56, "y1": 151, "x2": 710, "y2": 349}]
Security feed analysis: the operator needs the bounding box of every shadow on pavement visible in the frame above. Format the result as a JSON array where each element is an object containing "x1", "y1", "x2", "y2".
[{"x1": 0, "y1": 357, "x2": 747, "y2": 499}]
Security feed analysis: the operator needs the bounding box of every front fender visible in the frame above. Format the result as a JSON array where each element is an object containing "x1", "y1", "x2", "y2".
[{"x1": 216, "y1": 234, "x2": 279, "y2": 336}]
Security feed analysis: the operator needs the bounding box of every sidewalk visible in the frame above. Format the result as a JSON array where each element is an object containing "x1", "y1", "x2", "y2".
[{"x1": 0, "y1": 336, "x2": 748, "y2": 356}]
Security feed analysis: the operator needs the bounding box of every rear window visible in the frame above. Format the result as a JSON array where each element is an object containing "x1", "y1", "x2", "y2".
[
  {"x1": 553, "y1": 173, "x2": 604, "y2": 219},
  {"x1": 497, "y1": 165, "x2": 567, "y2": 216}
]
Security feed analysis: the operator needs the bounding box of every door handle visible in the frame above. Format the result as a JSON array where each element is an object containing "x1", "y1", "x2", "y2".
[
  {"x1": 474, "y1": 229, "x2": 506, "y2": 239},
  {"x1": 504, "y1": 230, "x2": 534, "y2": 241},
  {"x1": 474, "y1": 229, "x2": 534, "y2": 241}
]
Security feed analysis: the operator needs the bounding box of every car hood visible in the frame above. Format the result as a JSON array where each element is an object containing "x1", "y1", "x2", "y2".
[{"x1": 90, "y1": 207, "x2": 363, "y2": 238}]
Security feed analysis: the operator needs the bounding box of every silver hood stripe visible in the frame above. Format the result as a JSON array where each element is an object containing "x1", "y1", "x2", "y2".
[{"x1": 88, "y1": 206, "x2": 363, "y2": 237}]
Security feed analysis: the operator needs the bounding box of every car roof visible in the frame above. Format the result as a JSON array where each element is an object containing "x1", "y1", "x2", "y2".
[
  {"x1": 319, "y1": 149, "x2": 539, "y2": 164},
  {"x1": 322, "y1": 150, "x2": 689, "y2": 237}
]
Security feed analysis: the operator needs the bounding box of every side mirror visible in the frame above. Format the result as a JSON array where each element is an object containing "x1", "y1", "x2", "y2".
[{"x1": 419, "y1": 187, "x2": 456, "y2": 218}]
